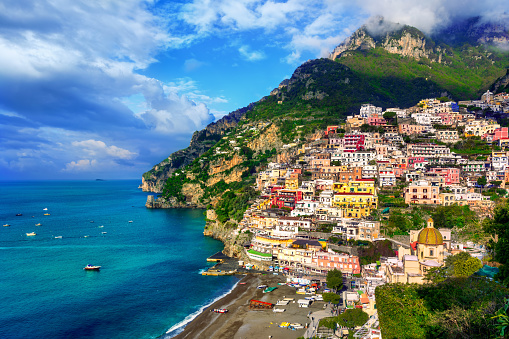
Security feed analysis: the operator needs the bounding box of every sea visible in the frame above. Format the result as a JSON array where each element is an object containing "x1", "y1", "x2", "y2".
[{"x1": 0, "y1": 180, "x2": 239, "y2": 339}]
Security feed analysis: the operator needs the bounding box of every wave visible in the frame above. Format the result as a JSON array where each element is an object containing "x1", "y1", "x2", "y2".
[{"x1": 164, "y1": 279, "x2": 241, "y2": 338}]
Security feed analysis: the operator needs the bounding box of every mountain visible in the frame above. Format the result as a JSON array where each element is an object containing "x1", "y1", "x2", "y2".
[{"x1": 141, "y1": 17, "x2": 509, "y2": 209}]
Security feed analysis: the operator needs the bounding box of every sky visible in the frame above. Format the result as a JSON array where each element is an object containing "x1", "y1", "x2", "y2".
[{"x1": 1, "y1": 0, "x2": 507, "y2": 180}]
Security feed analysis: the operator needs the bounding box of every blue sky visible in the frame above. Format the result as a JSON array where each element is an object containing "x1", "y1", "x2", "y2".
[{"x1": 0, "y1": 0, "x2": 506, "y2": 180}]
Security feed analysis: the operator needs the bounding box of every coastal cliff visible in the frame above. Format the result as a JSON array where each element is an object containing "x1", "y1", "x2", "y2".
[{"x1": 140, "y1": 103, "x2": 255, "y2": 193}]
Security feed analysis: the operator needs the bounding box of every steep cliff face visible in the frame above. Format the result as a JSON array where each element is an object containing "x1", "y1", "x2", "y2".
[
  {"x1": 140, "y1": 103, "x2": 254, "y2": 193},
  {"x1": 329, "y1": 17, "x2": 509, "y2": 63}
]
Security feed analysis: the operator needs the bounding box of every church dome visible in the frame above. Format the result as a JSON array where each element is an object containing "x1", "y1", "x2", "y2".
[{"x1": 417, "y1": 226, "x2": 443, "y2": 245}]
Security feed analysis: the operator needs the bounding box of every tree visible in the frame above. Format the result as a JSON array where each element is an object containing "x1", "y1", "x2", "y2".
[
  {"x1": 336, "y1": 308, "x2": 369, "y2": 329},
  {"x1": 477, "y1": 176, "x2": 487, "y2": 192},
  {"x1": 326, "y1": 269, "x2": 343, "y2": 292},
  {"x1": 483, "y1": 201, "x2": 509, "y2": 286},
  {"x1": 322, "y1": 292, "x2": 341, "y2": 304},
  {"x1": 491, "y1": 180, "x2": 503, "y2": 188},
  {"x1": 448, "y1": 251, "x2": 483, "y2": 277}
]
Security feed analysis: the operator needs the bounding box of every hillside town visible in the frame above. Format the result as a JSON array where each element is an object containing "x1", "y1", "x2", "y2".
[{"x1": 204, "y1": 90, "x2": 509, "y2": 337}]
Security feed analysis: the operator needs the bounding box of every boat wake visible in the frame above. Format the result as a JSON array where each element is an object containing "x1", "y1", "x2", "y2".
[{"x1": 164, "y1": 279, "x2": 240, "y2": 338}]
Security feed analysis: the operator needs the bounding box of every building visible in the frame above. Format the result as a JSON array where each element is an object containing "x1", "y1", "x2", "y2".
[
  {"x1": 428, "y1": 167, "x2": 460, "y2": 185},
  {"x1": 436, "y1": 130, "x2": 460, "y2": 143},
  {"x1": 404, "y1": 180, "x2": 440, "y2": 205}
]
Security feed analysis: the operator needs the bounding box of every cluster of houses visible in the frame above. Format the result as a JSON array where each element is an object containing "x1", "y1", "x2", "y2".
[{"x1": 233, "y1": 94, "x2": 501, "y2": 300}]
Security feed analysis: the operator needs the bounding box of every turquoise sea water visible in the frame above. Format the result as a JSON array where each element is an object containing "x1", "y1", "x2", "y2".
[{"x1": 0, "y1": 180, "x2": 238, "y2": 339}]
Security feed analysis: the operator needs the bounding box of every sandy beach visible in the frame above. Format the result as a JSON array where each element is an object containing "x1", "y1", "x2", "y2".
[{"x1": 172, "y1": 273, "x2": 328, "y2": 339}]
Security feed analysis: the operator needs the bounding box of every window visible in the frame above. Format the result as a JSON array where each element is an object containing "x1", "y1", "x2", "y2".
[{"x1": 430, "y1": 249, "x2": 434, "y2": 256}]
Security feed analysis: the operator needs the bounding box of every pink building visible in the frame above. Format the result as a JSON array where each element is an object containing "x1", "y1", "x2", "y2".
[
  {"x1": 312, "y1": 252, "x2": 361, "y2": 275},
  {"x1": 367, "y1": 116, "x2": 386, "y2": 126},
  {"x1": 494, "y1": 127, "x2": 509, "y2": 142},
  {"x1": 343, "y1": 134, "x2": 365, "y2": 152},
  {"x1": 407, "y1": 157, "x2": 427, "y2": 169},
  {"x1": 438, "y1": 112, "x2": 453, "y2": 125},
  {"x1": 428, "y1": 167, "x2": 460, "y2": 185}
]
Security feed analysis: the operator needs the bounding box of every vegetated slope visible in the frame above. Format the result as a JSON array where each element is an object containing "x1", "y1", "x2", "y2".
[
  {"x1": 141, "y1": 104, "x2": 254, "y2": 192},
  {"x1": 331, "y1": 20, "x2": 509, "y2": 100},
  {"x1": 146, "y1": 18, "x2": 509, "y2": 217}
]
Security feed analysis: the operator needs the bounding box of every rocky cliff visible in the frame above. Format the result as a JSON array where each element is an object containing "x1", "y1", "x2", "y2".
[
  {"x1": 140, "y1": 103, "x2": 255, "y2": 193},
  {"x1": 329, "y1": 17, "x2": 509, "y2": 63}
]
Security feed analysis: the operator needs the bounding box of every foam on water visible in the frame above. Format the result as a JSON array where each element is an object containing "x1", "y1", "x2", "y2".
[{"x1": 164, "y1": 279, "x2": 241, "y2": 337}]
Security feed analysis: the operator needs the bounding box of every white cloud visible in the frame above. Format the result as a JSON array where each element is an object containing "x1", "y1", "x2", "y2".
[
  {"x1": 72, "y1": 140, "x2": 137, "y2": 159},
  {"x1": 239, "y1": 45, "x2": 266, "y2": 61},
  {"x1": 63, "y1": 159, "x2": 98, "y2": 172}
]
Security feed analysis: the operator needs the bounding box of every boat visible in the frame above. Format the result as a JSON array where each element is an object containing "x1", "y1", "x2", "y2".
[
  {"x1": 128, "y1": 220, "x2": 133, "y2": 223},
  {"x1": 211, "y1": 309, "x2": 228, "y2": 313},
  {"x1": 26, "y1": 232, "x2": 36, "y2": 236},
  {"x1": 101, "y1": 232, "x2": 107, "y2": 234},
  {"x1": 83, "y1": 265, "x2": 101, "y2": 271},
  {"x1": 43, "y1": 213, "x2": 50, "y2": 216},
  {"x1": 16, "y1": 213, "x2": 22, "y2": 216},
  {"x1": 43, "y1": 208, "x2": 48, "y2": 211},
  {"x1": 3, "y1": 224, "x2": 10, "y2": 227},
  {"x1": 98, "y1": 225, "x2": 104, "y2": 228},
  {"x1": 54, "y1": 236, "x2": 62, "y2": 239},
  {"x1": 35, "y1": 223, "x2": 41, "y2": 226},
  {"x1": 239, "y1": 282, "x2": 247, "y2": 285}
]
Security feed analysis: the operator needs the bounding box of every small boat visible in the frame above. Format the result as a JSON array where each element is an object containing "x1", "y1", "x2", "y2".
[
  {"x1": 16, "y1": 213, "x2": 22, "y2": 216},
  {"x1": 26, "y1": 232, "x2": 36, "y2": 236},
  {"x1": 128, "y1": 220, "x2": 133, "y2": 223},
  {"x1": 98, "y1": 225, "x2": 104, "y2": 228},
  {"x1": 83, "y1": 265, "x2": 101, "y2": 271},
  {"x1": 90, "y1": 221, "x2": 94, "y2": 223},
  {"x1": 239, "y1": 282, "x2": 247, "y2": 285},
  {"x1": 101, "y1": 232, "x2": 107, "y2": 234},
  {"x1": 43, "y1": 208, "x2": 48, "y2": 211},
  {"x1": 84, "y1": 235, "x2": 89, "y2": 238},
  {"x1": 3, "y1": 224, "x2": 10, "y2": 227},
  {"x1": 44, "y1": 213, "x2": 50, "y2": 216},
  {"x1": 211, "y1": 309, "x2": 228, "y2": 313},
  {"x1": 54, "y1": 236, "x2": 62, "y2": 239},
  {"x1": 35, "y1": 223, "x2": 41, "y2": 226}
]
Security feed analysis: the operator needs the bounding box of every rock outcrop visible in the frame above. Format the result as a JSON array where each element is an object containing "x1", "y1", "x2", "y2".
[{"x1": 141, "y1": 103, "x2": 255, "y2": 193}]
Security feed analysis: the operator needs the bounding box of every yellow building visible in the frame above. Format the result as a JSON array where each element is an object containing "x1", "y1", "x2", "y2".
[
  {"x1": 332, "y1": 192, "x2": 378, "y2": 218},
  {"x1": 285, "y1": 173, "x2": 301, "y2": 190},
  {"x1": 333, "y1": 179, "x2": 376, "y2": 194}
]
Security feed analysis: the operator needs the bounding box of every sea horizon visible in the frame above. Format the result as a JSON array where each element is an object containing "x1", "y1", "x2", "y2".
[{"x1": 0, "y1": 180, "x2": 237, "y2": 339}]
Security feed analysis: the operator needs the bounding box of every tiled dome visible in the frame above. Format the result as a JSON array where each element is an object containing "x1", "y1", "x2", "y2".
[{"x1": 417, "y1": 226, "x2": 443, "y2": 245}]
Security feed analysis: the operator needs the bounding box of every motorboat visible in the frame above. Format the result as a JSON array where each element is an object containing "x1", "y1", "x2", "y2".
[
  {"x1": 83, "y1": 265, "x2": 101, "y2": 271},
  {"x1": 54, "y1": 236, "x2": 62, "y2": 239},
  {"x1": 128, "y1": 220, "x2": 133, "y2": 223},
  {"x1": 26, "y1": 232, "x2": 36, "y2": 236},
  {"x1": 16, "y1": 213, "x2": 22, "y2": 216},
  {"x1": 35, "y1": 223, "x2": 41, "y2": 226},
  {"x1": 211, "y1": 309, "x2": 228, "y2": 313},
  {"x1": 43, "y1": 208, "x2": 48, "y2": 211},
  {"x1": 44, "y1": 213, "x2": 50, "y2": 216},
  {"x1": 3, "y1": 224, "x2": 10, "y2": 227}
]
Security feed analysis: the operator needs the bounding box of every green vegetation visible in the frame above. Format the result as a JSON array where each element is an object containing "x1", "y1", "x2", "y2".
[
  {"x1": 431, "y1": 205, "x2": 477, "y2": 229},
  {"x1": 319, "y1": 308, "x2": 369, "y2": 330},
  {"x1": 322, "y1": 292, "x2": 341, "y2": 304},
  {"x1": 424, "y1": 251, "x2": 483, "y2": 283},
  {"x1": 358, "y1": 240, "x2": 395, "y2": 265},
  {"x1": 339, "y1": 46, "x2": 509, "y2": 101},
  {"x1": 326, "y1": 269, "x2": 343, "y2": 292},
  {"x1": 483, "y1": 200, "x2": 509, "y2": 286},
  {"x1": 376, "y1": 278, "x2": 508, "y2": 338}
]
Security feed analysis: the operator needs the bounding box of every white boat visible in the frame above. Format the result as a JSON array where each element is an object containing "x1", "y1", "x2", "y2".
[
  {"x1": 43, "y1": 208, "x2": 48, "y2": 211},
  {"x1": 3, "y1": 224, "x2": 10, "y2": 227},
  {"x1": 128, "y1": 220, "x2": 133, "y2": 223},
  {"x1": 26, "y1": 232, "x2": 36, "y2": 236},
  {"x1": 35, "y1": 223, "x2": 41, "y2": 226},
  {"x1": 98, "y1": 225, "x2": 104, "y2": 228},
  {"x1": 55, "y1": 236, "x2": 62, "y2": 239},
  {"x1": 273, "y1": 308, "x2": 285, "y2": 313},
  {"x1": 101, "y1": 232, "x2": 107, "y2": 234},
  {"x1": 211, "y1": 309, "x2": 228, "y2": 313}
]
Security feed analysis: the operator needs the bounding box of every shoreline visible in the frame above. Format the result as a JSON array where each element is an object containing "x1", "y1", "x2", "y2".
[
  {"x1": 169, "y1": 273, "x2": 328, "y2": 339},
  {"x1": 163, "y1": 275, "x2": 243, "y2": 337}
]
